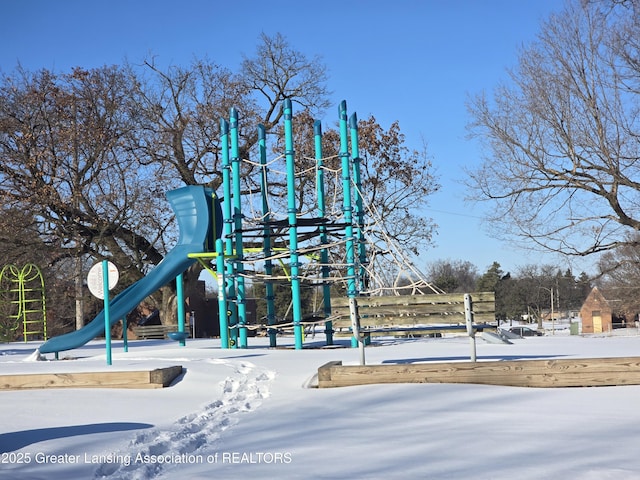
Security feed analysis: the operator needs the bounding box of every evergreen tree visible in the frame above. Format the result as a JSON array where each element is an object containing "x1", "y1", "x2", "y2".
[{"x1": 476, "y1": 262, "x2": 503, "y2": 292}]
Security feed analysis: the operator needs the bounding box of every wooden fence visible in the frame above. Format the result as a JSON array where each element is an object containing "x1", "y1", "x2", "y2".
[{"x1": 330, "y1": 292, "x2": 496, "y2": 331}]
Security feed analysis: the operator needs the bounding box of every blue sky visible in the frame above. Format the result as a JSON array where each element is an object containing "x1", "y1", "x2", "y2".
[{"x1": 2, "y1": 0, "x2": 590, "y2": 276}]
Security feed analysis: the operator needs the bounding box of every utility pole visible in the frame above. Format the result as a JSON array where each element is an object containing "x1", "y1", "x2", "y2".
[{"x1": 551, "y1": 287, "x2": 555, "y2": 335}]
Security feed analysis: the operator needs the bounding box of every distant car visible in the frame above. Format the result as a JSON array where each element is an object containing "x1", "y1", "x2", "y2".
[{"x1": 504, "y1": 326, "x2": 544, "y2": 337}]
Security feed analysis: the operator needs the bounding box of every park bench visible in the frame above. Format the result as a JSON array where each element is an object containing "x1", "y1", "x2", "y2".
[{"x1": 132, "y1": 324, "x2": 175, "y2": 340}]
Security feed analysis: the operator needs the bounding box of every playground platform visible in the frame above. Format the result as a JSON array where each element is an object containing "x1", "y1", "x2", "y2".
[{"x1": 0, "y1": 365, "x2": 183, "y2": 390}]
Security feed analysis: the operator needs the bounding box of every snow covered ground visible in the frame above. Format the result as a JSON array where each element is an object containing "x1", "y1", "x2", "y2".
[{"x1": 2, "y1": 331, "x2": 640, "y2": 479}]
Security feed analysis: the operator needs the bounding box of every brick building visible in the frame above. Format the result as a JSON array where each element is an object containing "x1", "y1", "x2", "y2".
[{"x1": 579, "y1": 286, "x2": 631, "y2": 333}]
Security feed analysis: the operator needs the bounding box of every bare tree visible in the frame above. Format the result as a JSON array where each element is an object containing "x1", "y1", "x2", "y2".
[
  {"x1": 123, "y1": 34, "x2": 333, "y2": 319},
  {"x1": 126, "y1": 58, "x2": 253, "y2": 190},
  {"x1": 596, "y1": 235, "x2": 640, "y2": 317},
  {"x1": 0, "y1": 66, "x2": 169, "y2": 329},
  {"x1": 466, "y1": 0, "x2": 640, "y2": 260},
  {"x1": 0, "y1": 66, "x2": 167, "y2": 275},
  {"x1": 0, "y1": 31, "x2": 440, "y2": 332},
  {"x1": 0, "y1": 34, "x2": 334, "y2": 329},
  {"x1": 241, "y1": 32, "x2": 331, "y2": 127},
  {"x1": 275, "y1": 110, "x2": 440, "y2": 256},
  {"x1": 426, "y1": 259, "x2": 478, "y2": 293}
]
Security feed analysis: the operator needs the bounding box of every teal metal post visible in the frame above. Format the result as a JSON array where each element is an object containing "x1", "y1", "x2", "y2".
[
  {"x1": 349, "y1": 113, "x2": 368, "y2": 292},
  {"x1": 259, "y1": 124, "x2": 278, "y2": 347},
  {"x1": 102, "y1": 260, "x2": 112, "y2": 366},
  {"x1": 339, "y1": 102, "x2": 357, "y2": 297},
  {"x1": 216, "y1": 238, "x2": 229, "y2": 348},
  {"x1": 339, "y1": 101, "x2": 359, "y2": 349},
  {"x1": 176, "y1": 272, "x2": 186, "y2": 346},
  {"x1": 284, "y1": 99, "x2": 303, "y2": 349},
  {"x1": 221, "y1": 118, "x2": 237, "y2": 348},
  {"x1": 122, "y1": 317, "x2": 128, "y2": 352},
  {"x1": 230, "y1": 108, "x2": 248, "y2": 348},
  {"x1": 315, "y1": 119, "x2": 333, "y2": 345}
]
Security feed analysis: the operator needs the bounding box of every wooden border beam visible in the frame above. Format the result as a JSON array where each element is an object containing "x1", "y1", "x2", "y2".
[
  {"x1": 317, "y1": 358, "x2": 640, "y2": 388},
  {"x1": 0, "y1": 366, "x2": 183, "y2": 390}
]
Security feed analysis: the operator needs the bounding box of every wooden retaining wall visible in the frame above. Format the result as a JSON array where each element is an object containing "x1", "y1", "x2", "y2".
[
  {"x1": 317, "y1": 357, "x2": 640, "y2": 388},
  {"x1": 0, "y1": 366, "x2": 183, "y2": 390}
]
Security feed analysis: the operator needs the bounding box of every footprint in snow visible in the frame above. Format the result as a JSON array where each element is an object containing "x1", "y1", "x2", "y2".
[{"x1": 94, "y1": 359, "x2": 275, "y2": 480}]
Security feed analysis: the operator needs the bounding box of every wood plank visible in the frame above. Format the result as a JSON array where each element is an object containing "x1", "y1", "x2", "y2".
[
  {"x1": 333, "y1": 325, "x2": 495, "y2": 338},
  {"x1": 149, "y1": 365, "x2": 184, "y2": 387},
  {"x1": 0, "y1": 366, "x2": 183, "y2": 390},
  {"x1": 317, "y1": 357, "x2": 640, "y2": 388},
  {"x1": 332, "y1": 302, "x2": 496, "y2": 314},
  {"x1": 331, "y1": 292, "x2": 495, "y2": 308},
  {"x1": 317, "y1": 361, "x2": 342, "y2": 385},
  {"x1": 332, "y1": 315, "x2": 497, "y2": 329},
  {"x1": 330, "y1": 292, "x2": 496, "y2": 329}
]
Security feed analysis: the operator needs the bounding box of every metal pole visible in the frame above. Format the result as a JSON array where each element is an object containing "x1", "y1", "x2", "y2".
[
  {"x1": 216, "y1": 238, "x2": 229, "y2": 348},
  {"x1": 176, "y1": 272, "x2": 186, "y2": 346},
  {"x1": 551, "y1": 288, "x2": 555, "y2": 335},
  {"x1": 315, "y1": 119, "x2": 333, "y2": 346},
  {"x1": 230, "y1": 108, "x2": 248, "y2": 348},
  {"x1": 221, "y1": 118, "x2": 237, "y2": 348},
  {"x1": 102, "y1": 260, "x2": 112, "y2": 366},
  {"x1": 122, "y1": 316, "x2": 128, "y2": 352},
  {"x1": 259, "y1": 124, "x2": 278, "y2": 347},
  {"x1": 340, "y1": 101, "x2": 362, "y2": 355},
  {"x1": 283, "y1": 99, "x2": 304, "y2": 349},
  {"x1": 465, "y1": 293, "x2": 477, "y2": 362},
  {"x1": 349, "y1": 113, "x2": 368, "y2": 292},
  {"x1": 349, "y1": 297, "x2": 365, "y2": 365}
]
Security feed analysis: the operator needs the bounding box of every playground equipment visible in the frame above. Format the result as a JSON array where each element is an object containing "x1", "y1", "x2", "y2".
[
  {"x1": 38, "y1": 99, "x2": 374, "y2": 355},
  {"x1": 188, "y1": 100, "x2": 364, "y2": 350},
  {"x1": 38, "y1": 186, "x2": 222, "y2": 355},
  {"x1": 191, "y1": 99, "x2": 443, "y2": 352},
  {"x1": 0, "y1": 263, "x2": 47, "y2": 342},
  {"x1": 38, "y1": 98, "x2": 453, "y2": 357}
]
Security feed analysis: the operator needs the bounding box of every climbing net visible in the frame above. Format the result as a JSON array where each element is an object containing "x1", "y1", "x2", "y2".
[{"x1": 235, "y1": 151, "x2": 442, "y2": 298}]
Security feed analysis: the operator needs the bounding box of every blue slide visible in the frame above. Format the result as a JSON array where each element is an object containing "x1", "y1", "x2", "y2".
[{"x1": 39, "y1": 186, "x2": 222, "y2": 355}]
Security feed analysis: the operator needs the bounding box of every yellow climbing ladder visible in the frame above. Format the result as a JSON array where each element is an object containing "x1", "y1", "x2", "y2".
[{"x1": 0, "y1": 264, "x2": 47, "y2": 342}]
